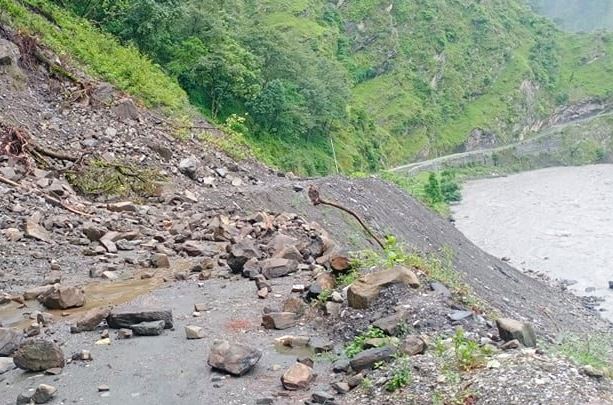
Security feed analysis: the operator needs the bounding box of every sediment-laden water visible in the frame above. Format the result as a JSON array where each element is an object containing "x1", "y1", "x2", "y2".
[{"x1": 453, "y1": 164, "x2": 613, "y2": 322}]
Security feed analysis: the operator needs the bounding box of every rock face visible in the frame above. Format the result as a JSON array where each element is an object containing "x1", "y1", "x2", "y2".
[
  {"x1": 13, "y1": 340, "x2": 65, "y2": 371},
  {"x1": 130, "y1": 320, "x2": 165, "y2": 336},
  {"x1": 281, "y1": 362, "x2": 315, "y2": 390},
  {"x1": 496, "y1": 318, "x2": 537, "y2": 348},
  {"x1": 349, "y1": 346, "x2": 395, "y2": 371},
  {"x1": 0, "y1": 328, "x2": 23, "y2": 356},
  {"x1": 207, "y1": 340, "x2": 262, "y2": 376},
  {"x1": 107, "y1": 308, "x2": 173, "y2": 329},
  {"x1": 262, "y1": 312, "x2": 297, "y2": 330},
  {"x1": 260, "y1": 258, "x2": 298, "y2": 279},
  {"x1": 347, "y1": 266, "x2": 420, "y2": 309},
  {"x1": 40, "y1": 286, "x2": 86, "y2": 309},
  {"x1": 71, "y1": 307, "x2": 111, "y2": 333}
]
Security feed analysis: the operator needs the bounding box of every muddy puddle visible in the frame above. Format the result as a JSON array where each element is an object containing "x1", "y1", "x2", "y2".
[
  {"x1": 0, "y1": 268, "x2": 175, "y2": 329},
  {"x1": 452, "y1": 164, "x2": 613, "y2": 322}
]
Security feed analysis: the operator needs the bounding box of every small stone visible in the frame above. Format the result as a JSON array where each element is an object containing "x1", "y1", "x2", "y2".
[
  {"x1": 194, "y1": 303, "x2": 208, "y2": 312},
  {"x1": 297, "y1": 357, "x2": 314, "y2": 368},
  {"x1": 256, "y1": 398, "x2": 275, "y2": 405},
  {"x1": 118, "y1": 329, "x2": 133, "y2": 339},
  {"x1": 292, "y1": 284, "x2": 306, "y2": 293},
  {"x1": 282, "y1": 297, "x2": 305, "y2": 315},
  {"x1": 582, "y1": 365, "x2": 605, "y2": 378},
  {"x1": 107, "y1": 201, "x2": 137, "y2": 212},
  {"x1": 310, "y1": 338, "x2": 333, "y2": 354},
  {"x1": 346, "y1": 373, "x2": 365, "y2": 388},
  {"x1": 331, "y1": 382, "x2": 350, "y2": 394},
  {"x1": 257, "y1": 288, "x2": 269, "y2": 299},
  {"x1": 152, "y1": 253, "x2": 170, "y2": 268},
  {"x1": 25, "y1": 213, "x2": 51, "y2": 243},
  {"x1": 185, "y1": 325, "x2": 205, "y2": 339},
  {"x1": 95, "y1": 338, "x2": 111, "y2": 345},
  {"x1": 130, "y1": 320, "x2": 165, "y2": 336},
  {"x1": 45, "y1": 368, "x2": 62, "y2": 375},
  {"x1": 276, "y1": 336, "x2": 311, "y2": 347},
  {"x1": 332, "y1": 358, "x2": 350, "y2": 373},
  {"x1": 400, "y1": 336, "x2": 426, "y2": 356},
  {"x1": 43, "y1": 271, "x2": 62, "y2": 285},
  {"x1": 281, "y1": 362, "x2": 314, "y2": 390},
  {"x1": 98, "y1": 385, "x2": 110, "y2": 392},
  {"x1": 500, "y1": 339, "x2": 521, "y2": 350}
]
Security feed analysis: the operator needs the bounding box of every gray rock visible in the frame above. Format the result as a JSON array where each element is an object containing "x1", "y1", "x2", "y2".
[
  {"x1": 107, "y1": 308, "x2": 173, "y2": 329},
  {"x1": 207, "y1": 340, "x2": 262, "y2": 376},
  {"x1": 32, "y1": 384, "x2": 57, "y2": 403},
  {"x1": 496, "y1": 318, "x2": 537, "y2": 348},
  {"x1": 331, "y1": 382, "x2": 350, "y2": 394},
  {"x1": 430, "y1": 282, "x2": 452, "y2": 298},
  {"x1": 130, "y1": 320, "x2": 165, "y2": 336},
  {"x1": 0, "y1": 327, "x2": 23, "y2": 356},
  {"x1": 71, "y1": 307, "x2": 111, "y2": 333},
  {"x1": 152, "y1": 253, "x2": 170, "y2": 268},
  {"x1": 13, "y1": 340, "x2": 65, "y2": 371},
  {"x1": 0, "y1": 357, "x2": 15, "y2": 374},
  {"x1": 185, "y1": 325, "x2": 205, "y2": 339},
  {"x1": 227, "y1": 240, "x2": 260, "y2": 273},
  {"x1": 349, "y1": 346, "x2": 395, "y2": 371},
  {"x1": 179, "y1": 157, "x2": 199, "y2": 179},
  {"x1": 311, "y1": 391, "x2": 335, "y2": 404},
  {"x1": 260, "y1": 258, "x2": 298, "y2": 279},
  {"x1": 332, "y1": 358, "x2": 350, "y2": 373},
  {"x1": 448, "y1": 310, "x2": 473, "y2": 322},
  {"x1": 25, "y1": 213, "x2": 51, "y2": 243},
  {"x1": 373, "y1": 311, "x2": 408, "y2": 335}
]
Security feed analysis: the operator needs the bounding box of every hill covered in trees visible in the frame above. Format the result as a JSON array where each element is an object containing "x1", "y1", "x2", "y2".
[{"x1": 7, "y1": 0, "x2": 613, "y2": 175}]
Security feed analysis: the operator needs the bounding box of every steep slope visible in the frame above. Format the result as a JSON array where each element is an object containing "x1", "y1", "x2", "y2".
[{"x1": 30, "y1": 0, "x2": 613, "y2": 176}]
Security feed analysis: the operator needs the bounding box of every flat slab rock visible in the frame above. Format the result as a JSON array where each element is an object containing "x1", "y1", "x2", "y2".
[
  {"x1": 207, "y1": 340, "x2": 262, "y2": 376},
  {"x1": 107, "y1": 308, "x2": 173, "y2": 329},
  {"x1": 349, "y1": 346, "x2": 395, "y2": 371}
]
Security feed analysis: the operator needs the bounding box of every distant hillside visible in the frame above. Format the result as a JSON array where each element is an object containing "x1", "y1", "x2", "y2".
[
  {"x1": 4, "y1": 0, "x2": 613, "y2": 175},
  {"x1": 529, "y1": 0, "x2": 613, "y2": 32}
]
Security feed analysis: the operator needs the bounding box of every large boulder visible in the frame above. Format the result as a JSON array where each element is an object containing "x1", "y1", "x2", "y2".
[
  {"x1": 347, "y1": 266, "x2": 420, "y2": 309},
  {"x1": 40, "y1": 286, "x2": 85, "y2": 310},
  {"x1": 281, "y1": 362, "x2": 315, "y2": 390},
  {"x1": 0, "y1": 328, "x2": 23, "y2": 356},
  {"x1": 13, "y1": 340, "x2": 65, "y2": 371},
  {"x1": 107, "y1": 308, "x2": 173, "y2": 329},
  {"x1": 207, "y1": 340, "x2": 262, "y2": 376},
  {"x1": 260, "y1": 258, "x2": 298, "y2": 279},
  {"x1": 227, "y1": 239, "x2": 260, "y2": 273},
  {"x1": 496, "y1": 318, "x2": 537, "y2": 348}
]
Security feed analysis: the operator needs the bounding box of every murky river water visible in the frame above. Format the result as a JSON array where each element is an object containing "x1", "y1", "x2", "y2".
[{"x1": 452, "y1": 164, "x2": 613, "y2": 322}]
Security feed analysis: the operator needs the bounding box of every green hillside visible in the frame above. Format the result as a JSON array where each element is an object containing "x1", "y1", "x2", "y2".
[{"x1": 3, "y1": 0, "x2": 612, "y2": 175}]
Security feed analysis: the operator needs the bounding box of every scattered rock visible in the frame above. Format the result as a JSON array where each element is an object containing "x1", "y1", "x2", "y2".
[
  {"x1": 311, "y1": 391, "x2": 335, "y2": 404},
  {"x1": 282, "y1": 297, "x2": 305, "y2": 315},
  {"x1": 373, "y1": 311, "x2": 408, "y2": 335},
  {"x1": 185, "y1": 325, "x2": 205, "y2": 339},
  {"x1": 43, "y1": 271, "x2": 62, "y2": 285},
  {"x1": 332, "y1": 381, "x2": 350, "y2": 394},
  {"x1": 254, "y1": 275, "x2": 272, "y2": 292},
  {"x1": 330, "y1": 255, "x2": 351, "y2": 273},
  {"x1": 130, "y1": 320, "x2": 165, "y2": 336},
  {"x1": 500, "y1": 339, "x2": 521, "y2": 350},
  {"x1": 40, "y1": 285, "x2": 85, "y2": 309},
  {"x1": 152, "y1": 253, "x2": 170, "y2": 268},
  {"x1": 98, "y1": 384, "x2": 110, "y2": 392},
  {"x1": 260, "y1": 258, "x2": 298, "y2": 279},
  {"x1": 207, "y1": 340, "x2": 262, "y2": 376},
  {"x1": 448, "y1": 310, "x2": 474, "y2": 322},
  {"x1": 118, "y1": 329, "x2": 133, "y2": 339},
  {"x1": 107, "y1": 308, "x2": 173, "y2": 329},
  {"x1": 107, "y1": 201, "x2": 137, "y2": 212},
  {"x1": 281, "y1": 362, "x2": 315, "y2": 390},
  {"x1": 430, "y1": 282, "x2": 452, "y2": 298},
  {"x1": 347, "y1": 266, "x2": 420, "y2": 309},
  {"x1": 179, "y1": 157, "x2": 199, "y2": 179},
  {"x1": 71, "y1": 308, "x2": 111, "y2": 333},
  {"x1": 0, "y1": 327, "x2": 23, "y2": 356},
  {"x1": 13, "y1": 340, "x2": 65, "y2": 371},
  {"x1": 496, "y1": 318, "x2": 537, "y2": 348},
  {"x1": 332, "y1": 358, "x2": 350, "y2": 373},
  {"x1": 24, "y1": 285, "x2": 54, "y2": 301},
  {"x1": 228, "y1": 239, "x2": 260, "y2": 273},
  {"x1": 262, "y1": 312, "x2": 297, "y2": 330},
  {"x1": 349, "y1": 346, "x2": 395, "y2": 371}
]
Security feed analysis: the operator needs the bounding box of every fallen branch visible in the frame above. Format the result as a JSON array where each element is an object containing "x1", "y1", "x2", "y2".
[
  {"x1": 308, "y1": 185, "x2": 385, "y2": 250},
  {"x1": 0, "y1": 174, "x2": 91, "y2": 217}
]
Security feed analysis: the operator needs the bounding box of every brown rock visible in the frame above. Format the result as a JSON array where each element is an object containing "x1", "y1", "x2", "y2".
[
  {"x1": 347, "y1": 266, "x2": 420, "y2": 309},
  {"x1": 43, "y1": 271, "x2": 62, "y2": 285},
  {"x1": 330, "y1": 255, "x2": 351, "y2": 273},
  {"x1": 315, "y1": 272, "x2": 336, "y2": 290},
  {"x1": 40, "y1": 286, "x2": 85, "y2": 309},
  {"x1": 274, "y1": 246, "x2": 303, "y2": 262},
  {"x1": 152, "y1": 253, "x2": 170, "y2": 268},
  {"x1": 71, "y1": 307, "x2": 111, "y2": 333},
  {"x1": 262, "y1": 312, "x2": 297, "y2": 330},
  {"x1": 281, "y1": 362, "x2": 315, "y2": 390},
  {"x1": 13, "y1": 340, "x2": 65, "y2": 371},
  {"x1": 282, "y1": 297, "x2": 305, "y2": 315},
  {"x1": 400, "y1": 336, "x2": 426, "y2": 355},
  {"x1": 25, "y1": 213, "x2": 51, "y2": 243},
  {"x1": 100, "y1": 232, "x2": 119, "y2": 253},
  {"x1": 23, "y1": 285, "x2": 55, "y2": 301}
]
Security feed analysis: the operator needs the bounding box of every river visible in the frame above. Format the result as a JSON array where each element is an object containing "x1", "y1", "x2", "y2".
[{"x1": 452, "y1": 164, "x2": 613, "y2": 322}]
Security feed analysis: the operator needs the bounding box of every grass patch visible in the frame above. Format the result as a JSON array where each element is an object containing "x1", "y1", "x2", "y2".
[
  {"x1": 344, "y1": 326, "x2": 386, "y2": 358},
  {"x1": 0, "y1": 0, "x2": 191, "y2": 116},
  {"x1": 553, "y1": 333, "x2": 613, "y2": 373},
  {"x1": 385, "y1": 355, "x2": 412, "y2": 392}
]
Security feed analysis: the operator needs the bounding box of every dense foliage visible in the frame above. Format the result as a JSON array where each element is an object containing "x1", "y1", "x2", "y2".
[{"x1": 12, "y1": 0, "x2": 613, "y2": 175}]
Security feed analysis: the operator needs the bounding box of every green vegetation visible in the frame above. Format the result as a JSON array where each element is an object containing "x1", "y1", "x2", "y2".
[
  {"x1": 385, "y1": 355, "x2": 412, "y2": 392},
  {"x1": 11, "y1": 0, "x2": 610, "y2": 176},
  {"x1": 344, "y1": 326, "x2": 386, "y2": 358},
  {"x1": 451, "y1": 328, "x2": 493, "y2": 371},
  {"x1": 0, "y1": 0, "x2": 191, "y2": 115},
  {"x1": 553, "y1": 333, "x2": 613, "y2": 373}
]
